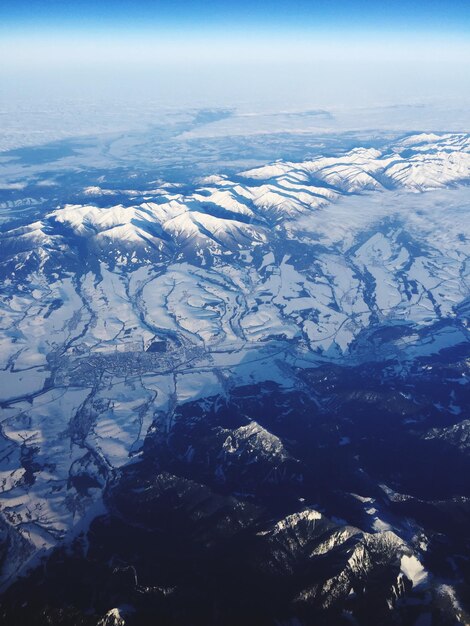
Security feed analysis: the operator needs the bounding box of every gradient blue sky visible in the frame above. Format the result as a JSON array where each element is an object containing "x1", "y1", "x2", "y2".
[
  {"x1": 2, "y1": 0, "x2": 470, "y2": 35},
  {"x1": 1, "y1": 0, "x2": 470, "y2": 121},
  {"x1": 3, "y1": 0, "x2": 470, "y2": 67}
]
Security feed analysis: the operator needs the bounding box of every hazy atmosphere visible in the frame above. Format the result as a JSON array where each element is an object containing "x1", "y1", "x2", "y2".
[{"x1": 2, "y1": 0, "x2": 470, "y2": 150}]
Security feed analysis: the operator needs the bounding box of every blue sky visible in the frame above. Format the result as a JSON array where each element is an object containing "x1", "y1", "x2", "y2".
[
  {"x1": 3, "y1": 0, "x2": 470, "y2": 67},
  {"x1": 1, "y1": 0, "x2": 469, "y2": 117},
  {"x1": 2, "y1": 0, "x2": 470, "y2": 35}
]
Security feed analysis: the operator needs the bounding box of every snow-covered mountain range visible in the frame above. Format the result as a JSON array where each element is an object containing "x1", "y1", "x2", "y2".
[{"x1": 0, "y1": 132, "x2": 469, "y2": 624}]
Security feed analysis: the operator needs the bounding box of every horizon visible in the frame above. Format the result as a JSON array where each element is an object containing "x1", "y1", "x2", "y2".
[{"x1": 2, "y1": 1, "x2": 470, "y2": 125}]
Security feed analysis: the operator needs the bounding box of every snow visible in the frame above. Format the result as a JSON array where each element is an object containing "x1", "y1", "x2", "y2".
[
  {"x1": 400, "y1": 555, "x2": 429, "y2": 588},
  {"x1": 1, "y1": 131, "x2": 470, "y2": 584},
  {"x1": 261, "y1": 508, "x2": 323, "y2": 536},
  {"x1": 175, "y1": 371, "x2": 220, "y2": 403},
  {"x1": 372, "y1": 517, "x2": 393, "y2": 532},
  {"x1": 0, "y1": 366, "x2": 48, "y2": 401},
  {"x1": 223, "y1": 421, "x2": 288, "y2": 460}
]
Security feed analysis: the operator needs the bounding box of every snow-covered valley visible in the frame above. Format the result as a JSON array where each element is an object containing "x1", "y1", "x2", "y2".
[{"x1": 0, "y1": 131, "x2": 470, "y2": 624}]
